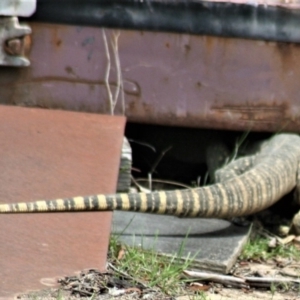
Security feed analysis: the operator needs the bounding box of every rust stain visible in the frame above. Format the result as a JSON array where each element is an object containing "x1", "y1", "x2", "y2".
[
  {"x1": 142, "y1": 102, "x2": 154, "y2": 114},
  {"x1": 276, "y1": 42, "x2": 293, "y2": 57},
  {"x1": 184, "y1": 44, "x2": 191, "y2": 53},
  {"x1": 274, "y1": 41, "x2": 300, "y2": 72},
  {"x1": 127, "y1": 101, "x2": 136, "y2": 112},
  {"x1": 24, "y1": 34, "x2": 32, "y2": 57},
  {"x1": 275, "y1": 41, "x2": 300, "y2": 56},
  {"x1": 211, "y1": 103, "x2": 288, "y2": 123},
  {"x1": 4, "y1": 38, "x2": 23, "y2": 56},
  {"x1": 4, "y1": 34, "x2": 32, "y2": 58},
  {"x1": 52, "y1": 27, "x2": 62, "y2": 48},
  {"x1": 196, "y1": 81, "x2": 202, "y2": 88},
  {"x1": 65, "y1": 66, "x2": 72, "y2": 74},
  {"x1": 202, "y1": 35, "x2": 216, "y2": 55},
  {"x1": 65, "y1": 66, "x2": 78, "y2": 77}
]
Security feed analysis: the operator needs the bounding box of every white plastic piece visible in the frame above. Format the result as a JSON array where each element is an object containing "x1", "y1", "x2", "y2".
[{"x1": 0, "y1": 0, "x2": 36, "y2": 17}]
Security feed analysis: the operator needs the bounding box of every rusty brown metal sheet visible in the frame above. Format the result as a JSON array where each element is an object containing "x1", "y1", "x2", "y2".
[
  {"x1": 1, "y1": 22, "x2": 300, "y2": 132},
  {"x1": 0, "y1": 106, "x2": 125, "y2": 299}
]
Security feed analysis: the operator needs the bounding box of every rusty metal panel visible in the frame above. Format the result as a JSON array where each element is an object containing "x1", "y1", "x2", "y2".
[
  {"x1": 1, "y1": 23, "x2": 300, "y2": 132},
  {"x1": 0, "y1": 106, "x2": 125, "y2": 298}
]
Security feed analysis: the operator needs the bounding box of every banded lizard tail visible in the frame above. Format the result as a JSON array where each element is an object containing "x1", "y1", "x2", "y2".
[{"x1": 1, "y1": 134, "x2": 300, "y2": 231}]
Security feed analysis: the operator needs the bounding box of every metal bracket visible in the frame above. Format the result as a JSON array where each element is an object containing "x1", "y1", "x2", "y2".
[
  {"x1": 0, "y1": 17, "x2": 31, "y2": 67},
  {"x1": 0, "y1": 0, "x2": 36, "y2": 17}
]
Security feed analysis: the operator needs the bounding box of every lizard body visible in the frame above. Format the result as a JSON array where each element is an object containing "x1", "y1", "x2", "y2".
[{"x1": 1, "y1": 134, "x2": 300, "y2": 230}]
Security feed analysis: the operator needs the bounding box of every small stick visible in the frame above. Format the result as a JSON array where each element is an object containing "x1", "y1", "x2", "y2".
[
  {"x1": 183, "y1": 270, "x2": 249, "y2": 289},
  {"x1": 245, "y1": 276, "x2": 300, "y2": 288},
  {"x1": 184, "y1": 270, "x2": 300, "y2": 289}
]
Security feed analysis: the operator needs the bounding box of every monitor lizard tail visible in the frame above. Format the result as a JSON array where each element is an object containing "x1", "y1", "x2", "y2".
[{"x1": 0, "y1": 134, "x2": 300, "y2": 230}]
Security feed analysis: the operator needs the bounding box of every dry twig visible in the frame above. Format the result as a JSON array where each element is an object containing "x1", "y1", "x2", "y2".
[
  {"x1": 184, "y1": 269, "x2": 300, "y2": 289},
  {"x1": 183, "y1": 270, "x2": 248, "y2": 289}
]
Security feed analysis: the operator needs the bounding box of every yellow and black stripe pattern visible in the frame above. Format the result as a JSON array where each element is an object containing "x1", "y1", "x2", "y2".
[{"x1": 1, "y1": 134, "x2": 300, "y2": 218}]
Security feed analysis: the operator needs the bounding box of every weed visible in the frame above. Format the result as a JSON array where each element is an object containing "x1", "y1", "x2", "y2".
[
  {"x1": 241, "y1": 236, "x2": 300, "y2": 261},
  {"x1": 191, "y1": 291, "x2": 211, "y2": 300},
  {"x1": 108, "y1": 232, "x2": 196, "y2": 296},
  {"x1": 56, "y1": 289, "x2": 64, "y2": 300}
]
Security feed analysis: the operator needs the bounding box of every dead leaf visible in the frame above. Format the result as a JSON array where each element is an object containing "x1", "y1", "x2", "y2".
[
  {"x1": 125, "y1": 287, "x2": 142, "y2": 295},
  {"x1": 117, "y1": 247, "x2": 126, "y2": 260},
  {"x1": 268, "y1": 237, "x2": 277, "y2": 248},
  {"x1": 278, "y1": 235, "x2": 295, "y2": 245},
  {"x1": 188, "y1": 283, "x2": 210, "y2": 292}
]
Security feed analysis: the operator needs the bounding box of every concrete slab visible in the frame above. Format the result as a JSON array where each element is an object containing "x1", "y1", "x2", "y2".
[
  {"x1": 112, "y1": 211, "x2": 250, "y2": 274},
  {"x1": 0, "y1": 106, "x2": 125, "y2": 299}
]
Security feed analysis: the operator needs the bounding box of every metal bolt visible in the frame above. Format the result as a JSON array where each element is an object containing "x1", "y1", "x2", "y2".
[{"x1": 4, "y1": 37, "x2": 24, "y2": 56}]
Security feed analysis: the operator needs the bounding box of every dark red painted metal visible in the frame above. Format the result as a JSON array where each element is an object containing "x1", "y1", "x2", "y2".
[
  {"x1": 1, "y1": 23, "x2": 300, "y2": 132},
  {"x1": 0, "y1": 106, "x2": 125, "y2": 298}
]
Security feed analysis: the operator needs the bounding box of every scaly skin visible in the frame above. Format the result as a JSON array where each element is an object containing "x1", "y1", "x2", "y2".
[{"x1": 0, "y1": 134, "x2": 300, "y2": 230}]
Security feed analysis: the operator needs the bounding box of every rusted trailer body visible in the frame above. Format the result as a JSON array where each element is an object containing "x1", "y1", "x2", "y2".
[{"x1": 2, "y1": 0, "x2": 300, "y2": 132}]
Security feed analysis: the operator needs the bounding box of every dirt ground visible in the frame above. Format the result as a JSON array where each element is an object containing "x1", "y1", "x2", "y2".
[{"x1": 19, "y1": 257, "x2": 300, "y2": 300}]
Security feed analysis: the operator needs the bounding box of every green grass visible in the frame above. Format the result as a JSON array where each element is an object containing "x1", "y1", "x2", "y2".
[
  {"x1": 108, "y1": 228, "x2": 300, "y2": 298},
  {"x1": 241, "y1": 236, "x2": 300, "y2": 261},
  {"x1": 186, "y1": 292, "x2": 211, "y2": 300},
  {"x1": 108, "y1": 233, "x2": 196, "y2": 296}
]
